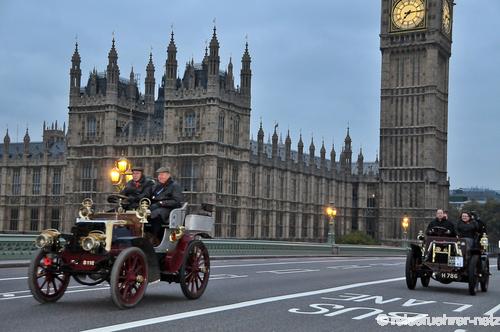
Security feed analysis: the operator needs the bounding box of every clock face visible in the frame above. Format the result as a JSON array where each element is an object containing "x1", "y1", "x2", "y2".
[
  {"x1": 392, "y1": 0, "x2": 426, "y2": 30},
  {"x1": 442, "y1": 0, "x2": 451, "y2": 35}
]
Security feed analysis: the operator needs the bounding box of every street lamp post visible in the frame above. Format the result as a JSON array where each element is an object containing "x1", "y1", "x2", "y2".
[
  {"x1": 401, "y1": 213, "x2": 410, "y2": 248},
  {"x1": 325, "y1": 204, "x2": 337, "y2": 245},
  {"x1": 110, "y1": 157, "x2": 133, "y2": 192}
]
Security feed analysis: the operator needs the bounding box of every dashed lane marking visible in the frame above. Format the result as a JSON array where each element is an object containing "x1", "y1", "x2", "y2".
[{"x1": 256, "y1": 268, "x2": 321, "y2": 274}]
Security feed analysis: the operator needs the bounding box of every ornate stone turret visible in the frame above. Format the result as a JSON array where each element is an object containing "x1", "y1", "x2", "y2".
[
  {"x1": 272, "y1": 125, "x2": 278, "y2": 159},
  {"x1": 330, "y1": 140, "x2": 336, "y2": 172},
  {"x1": 309, "y1": 137, "x2": 315, "y2": 166},
  {"x1": 257, "y1": 121, "x2": 264, "y2": 156},
  {"x1": 23, "y1": 128, "x2": 30, "y2": 156},
  {"x1": 145, "y1": 52, "x2": 155, "y2": 104},
  {"x1": 297, "y1": 134, "x2": 304, "y2": 163},
  {"x1": 342, "y1": 127, "x2": 352, "y2": 174},
  {"x1": 357, "y1": 147, "x2": 364, "y2": 175},
  {"x1": 3, "y1": 129, "x2": 10, "y2": 160},
  {"x1": 207, "y1": 26, "x2": 220, "y2": 92},
  {"x1": 70, "y1": 42, "x2": 81, "y2": 99},
  {"x1": 240, "y1": 41, "x2": 251, "y2": 97},
  {"x1": 128, "y1": 67, "x2": 137, "y2": 100},
  {"x1": 106, "y1": 37, "x2": 120, "y2": 102},
  {"x1": 285, "y1": 130, "x2": 291, "y2": 161},
  {"x1": 165, "y1": 31, "x2": 177, "y2": 91},
  {"x1": 320, "y1": 140, "x2": 326, "y2": 168},
  {"x1": 226, "y1": 57, "x2": 234, "y2": 91}
]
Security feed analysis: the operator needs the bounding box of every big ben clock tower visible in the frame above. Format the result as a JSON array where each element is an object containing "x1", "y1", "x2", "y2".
[{"x1": 378, "y1": 0, "x2": 453, "y2": 241}]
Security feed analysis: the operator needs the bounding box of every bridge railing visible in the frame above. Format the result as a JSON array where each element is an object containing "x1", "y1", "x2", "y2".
[{"x1": 0, "y1": 234, "x2": 408, "y2": 260}]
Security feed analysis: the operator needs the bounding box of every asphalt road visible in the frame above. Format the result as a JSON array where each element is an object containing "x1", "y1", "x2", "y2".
[{"x1": 0, "y1": 256, "x2": 499, "y2": 332}]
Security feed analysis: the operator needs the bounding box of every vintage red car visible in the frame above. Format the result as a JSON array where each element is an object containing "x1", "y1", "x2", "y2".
[{"x1": 28, "y1": 196, "x2": 214, "y2": 308}]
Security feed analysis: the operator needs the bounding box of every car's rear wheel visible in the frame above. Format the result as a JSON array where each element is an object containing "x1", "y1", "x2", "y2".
[
  {"x1": 179, "y1": 240, "x2": 210, "y2": 299},
  {"x1": 110, "y1": 247, "x2": 148, "y2": 309},
  {"x1": 28, "y1": 249, "x2": 70, "y2": 303},
  {"x1": 468, "y1": 254, "x2": 479, "y2": 295},
  {"x1": 480, "y1": 257, "x2": 489, "y2": 292},
  {"x1": 405, "y1": 251, "x2": 418, "y2": 290}
]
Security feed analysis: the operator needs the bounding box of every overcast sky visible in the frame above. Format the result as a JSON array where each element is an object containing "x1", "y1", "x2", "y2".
[{"x1": 0, "y1": 0, "x2": 498, "y2": 189}]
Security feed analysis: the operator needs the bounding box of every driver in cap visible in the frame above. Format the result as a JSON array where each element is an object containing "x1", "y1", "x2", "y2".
[{"x1": 119, "y1": 166, "x2": 154, "y2": 210}]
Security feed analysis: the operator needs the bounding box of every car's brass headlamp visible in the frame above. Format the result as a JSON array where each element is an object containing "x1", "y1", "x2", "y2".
[
  {"x1": 81, "y1": 230, "x2": 106, "y2": 252},
  {"x1": 35, "y1": 229, "x2": 61, "y2": 249}
]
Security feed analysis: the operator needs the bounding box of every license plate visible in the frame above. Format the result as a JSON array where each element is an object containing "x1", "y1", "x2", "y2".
[
  {"x1": 448, "y1": 256, "x2": 463, "y2": 267},
  {"x1": 439, "y1": 272, "x2": 459, "y2": 280}
]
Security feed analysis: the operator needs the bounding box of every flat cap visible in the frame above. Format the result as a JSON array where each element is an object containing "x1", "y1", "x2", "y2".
[
  {"x1": 155, "y1": 166, "x2": 170, "y2": 173},
  {"x1": 131, "y1": 166, "x2": 144, "y2": 172}
]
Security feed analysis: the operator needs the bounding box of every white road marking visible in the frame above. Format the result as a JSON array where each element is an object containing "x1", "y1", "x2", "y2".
[
  {"x1": 0, "y1": 276, "x2": 28, "y2": 281},
  {"x1": 327, "y1": 265, "x2": 372, "y2": 270},
  {"x1": 0, "y1": 284, "x2": 99, "y2": 296},
  {"x1": 81, "y1": 276, "x2": 405, "y2": 332},
  {"x1": 256, "y1": 268, "x2": 320, "y2": 274},
  {"x1": 0, "y1": 286, "x2": 110, "y2": 301},
  {"x1": 210, "y1": 274, "x2": 248, "y2": 280},
  {"x1": 484, "y1": 303, "x2": 500, "y2": 316},
  {"x1": 212, "y1": 257, "x2": 404, "y2": 268}
]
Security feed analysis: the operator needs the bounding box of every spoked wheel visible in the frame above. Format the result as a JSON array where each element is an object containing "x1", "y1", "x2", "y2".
[
  {"x1": 468, "y1": 254, "x2": 479, "y2": 295},
  {"x1": 421, "y1": 275, "x2": 430, "y2": 287},
  {"x1": 110, "y1": 247, "x2": 148, "y2": 309},
  {"x1": 480, "y1": 257, "x2": 489, "y2": 292},
  {"x1": 28, "y1": 249, "x2": 70, "y2": 303},
  {"x1": 405, "y1": 251, "x2": 418, "y2": 290},
  {"x1": 179, "y1": 240, "x2": 210, "y2": 299}
]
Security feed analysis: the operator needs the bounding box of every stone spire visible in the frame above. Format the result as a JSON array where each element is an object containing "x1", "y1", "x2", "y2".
[
  {"x1": 106, "y1": 37, "x2": 120, "y2": 101},
  {"x1": 297, "y1": 133, "x2": 304, "y2": 163},
  {"x1": 3, "y1": 129, "x2": 9, "y2": 160},
  {"x1": 285, "y1": 130, "x2": 292, "y2": 161},
  {"x1": 107, "y1": 37, "x2": 119, "y2": 84},
  {"x1": 309, "y1": 137, "x2": 315, "y2": 166},
  {"x1": 330, "y1": 139, "x2": 336, "y2": 171},
  {"x1": 207, "y1": 26, "x2": 220, "y2": 92},
  {"x1": 145, "y1": 52, "x2": 155, "y2": 104},
  {"x1": 240, "y1": 40, "x2": 251, "y2": 97},
  {"x1": 320, "y1": 140, "x2": 326, "y2": 168},
  {"x1": 23, "y1": 128, "x2": 30, "y2": 156},
  {"x1": 257, "y1": 120, "x2": 264, "y2": 155},
  {"x1": 272, "y1": 124, "x2": 278, "y2": 159},
  {"x1": 70, "y1": 41, "x2": 81, "y2": 97},
  {"x1": 343, "y1": 127, "x2": 352, "y2": 173},
  {"x1": 128, "y1": 66, "x2": 137, "y2": 100},
  {"x1": 226, "y1": 57, "x2": 234, "y2": 91},
  {"x1": 357, "y1": 147, "x2": 364, "y2": 175},
  {"x1": 166, "y1": 30, "x2": 177, "y2": 90}
]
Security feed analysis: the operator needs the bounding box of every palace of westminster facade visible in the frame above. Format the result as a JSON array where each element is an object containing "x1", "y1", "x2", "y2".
[{"x1": 0, "y1": 0, "x2": 453, "y2": 243}]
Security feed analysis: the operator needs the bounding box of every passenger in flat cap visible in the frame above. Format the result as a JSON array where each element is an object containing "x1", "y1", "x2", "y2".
[
  {"x1": 119, "y1": 166, "x2": 154, "y2": 210},
  {"x1": 148, "y1": 167, "x2": 184, "y2": 241}
]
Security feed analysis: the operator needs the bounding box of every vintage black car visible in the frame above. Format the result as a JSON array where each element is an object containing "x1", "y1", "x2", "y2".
[
  {"x1": 28, "y1": 195, "x2": 214, "y2": 308},
  {"x1": 405, "y1": 226, "x2": 490, "y2": 295}
]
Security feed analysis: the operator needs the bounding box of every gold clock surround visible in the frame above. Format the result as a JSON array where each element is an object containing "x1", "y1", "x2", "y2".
[
  {"x1": 391, "y1": 0, "x2": 426, "y2": 32},
  {"x1": 442, "y1": 0, "x2": 451, "y2": 35}
]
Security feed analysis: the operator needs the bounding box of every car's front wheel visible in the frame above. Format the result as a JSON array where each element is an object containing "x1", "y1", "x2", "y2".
[
  {"x1": 110, "y1": 247, "x2": 148, "y2": 309},
  {"x1": 480, "y1": 257, "x2": 489, "y2": 292},
  {"x1": 405, "y1": 251, "x2": 418, "y2": 290},
  {"x1": 468, "y1": 254, "x2": 479, "y2": 295},
  {"x1": 28, "y1": 249, "x2": 70, "y2": 303}
]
